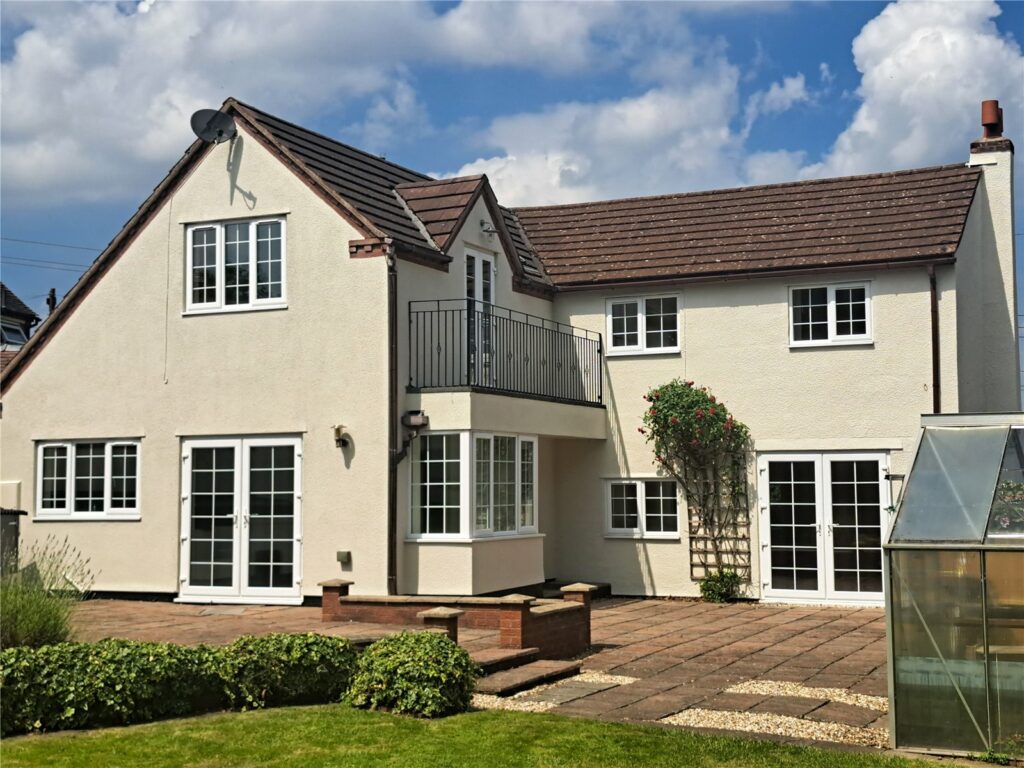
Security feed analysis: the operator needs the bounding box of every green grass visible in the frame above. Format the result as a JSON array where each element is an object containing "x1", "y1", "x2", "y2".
[{"x1": 2, "y1": 704, "x2": 930, "y2": 768}]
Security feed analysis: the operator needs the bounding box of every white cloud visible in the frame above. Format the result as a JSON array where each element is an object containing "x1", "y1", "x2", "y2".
[
  {"x1": 0, "y1": 1, "x2": 627, "y2": 205},
  {"x1": 742, "y1": 72, "x2": 810, "y2": 135},
  {"x1": 452, "y1": 59, "x2": 744, "y2": 206},
  {"x1": 802, "y1": 0, "x2": 1024, "y2": 178},
  {"x1": 344, "y1": 80, "x2": 433, "y2": 154},
  {"x1": 818, "y1": 62, "x2": 834, "y2": 85}
]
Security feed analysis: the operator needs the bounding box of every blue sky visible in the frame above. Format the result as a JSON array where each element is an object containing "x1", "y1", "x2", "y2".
[{"x1": 1, "y1": 0, "x2": 1022, "y2": 316}]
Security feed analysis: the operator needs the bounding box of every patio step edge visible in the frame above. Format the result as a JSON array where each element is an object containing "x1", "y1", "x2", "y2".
[
  {"x1": 475, "y1": 659, "x2": 582, "y2": 696},
  {"x1": 470, "y1": 647, "x2": 541, "y2": 675}
]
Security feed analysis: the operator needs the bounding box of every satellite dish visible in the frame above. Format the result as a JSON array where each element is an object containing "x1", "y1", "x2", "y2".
[{"x1": 190, "y1": 109, "x2": 237, "y2": 144}]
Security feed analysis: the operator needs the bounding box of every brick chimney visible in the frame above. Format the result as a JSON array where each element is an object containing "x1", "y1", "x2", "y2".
[{"x1": 961, "y1": 99, "x2": 1018, "y2": 411}]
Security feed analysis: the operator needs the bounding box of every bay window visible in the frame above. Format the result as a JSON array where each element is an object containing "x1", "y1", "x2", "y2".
[
  {"x1": 36, "y1": 439, "x2": 141, "y2": 519},
  {"x1": 185, "y1": 218, "x2": 286, "y2": 313},
  {"x1": 410, "y1": 432, "x2": 538, "y2": 539}
]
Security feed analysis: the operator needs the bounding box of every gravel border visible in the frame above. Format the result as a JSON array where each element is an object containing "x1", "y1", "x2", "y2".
[
  {"x1": 471, "y1": 694, "x2": 556, "y2": 713},
  {"x1": 662, "y1": 708, "x2": 888, "y2": 748},
  {"x1": 725, "y1": 680, "x2": 888, "y2": 713}
]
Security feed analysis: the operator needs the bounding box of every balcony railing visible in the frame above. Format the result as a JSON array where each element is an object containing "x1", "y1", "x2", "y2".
[{"x1": 409, "y1": 299, "x2": 603, "y2": 406}]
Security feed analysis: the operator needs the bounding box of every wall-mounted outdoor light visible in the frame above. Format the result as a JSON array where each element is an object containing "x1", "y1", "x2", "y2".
[{"x1": 332, "y1": 424, "x2": 351, "y2": 449}]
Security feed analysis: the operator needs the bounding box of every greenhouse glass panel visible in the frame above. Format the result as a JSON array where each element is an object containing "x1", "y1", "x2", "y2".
[
  {"x1": 986, "y1": 428, "x2": 1024, "y2": 541},
  {"x1": 985, "y1": 551, "x2": 1024, "y2": 757},
  {"x1": 890, "y1": 550, "x2": 989, "y2": 752},
  {"x1": 891, "y1": 427, "x2": 1007, "y2": 543}
]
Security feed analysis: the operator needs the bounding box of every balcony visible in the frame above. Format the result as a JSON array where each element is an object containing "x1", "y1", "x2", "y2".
[{"x1": 408, "y1": 299, "x2": 603, "y2": 406}]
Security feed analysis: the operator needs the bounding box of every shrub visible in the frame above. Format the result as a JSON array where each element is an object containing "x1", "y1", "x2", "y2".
[
  {"x1": 221, "y1": 633, "x2": 357, "y2": 709},
  {"x1": 0, "y1": 639, "x2": 225, "y2": 736},
  {"x1": 0, "y1": 536, "x2": 94, "y2": 648},
  {"x1": 700, "y1": 569, "x2": 742, "y2": 603},
  {"x1": 348, "y1": 631, "x2": 478, "y2": 718}
]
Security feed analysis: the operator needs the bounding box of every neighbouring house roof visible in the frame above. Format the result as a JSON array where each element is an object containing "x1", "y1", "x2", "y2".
[
  {"x1": 1, "y1": 283, "x2": 39, "y2": 323},
  {"x1": 513, "y1": 164, "x2": 982, "y2": 287}
]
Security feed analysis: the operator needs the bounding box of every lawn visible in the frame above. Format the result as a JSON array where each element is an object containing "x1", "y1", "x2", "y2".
[{"x1": 2, "y1": 704, "x2": 929, "y2": 768}]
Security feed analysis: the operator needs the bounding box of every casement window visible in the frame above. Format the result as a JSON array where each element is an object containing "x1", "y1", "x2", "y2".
[
  {"x1": 36, "y1": 440, "x2": 141, "y2": 520},
  {"x1": 789, "y1": 283, "x2": 871, "y2": 346},
  {"x1": 607, "y1": 296, "x2": 679, "y2": 354},
  {"x1": 0, "y1": 322, "x2": 28, "y2": 347},
  {"x1": 410, "y1": 432, "x2": 538, "y2": 539},
  {"x1": 185, "y1": 218, "x2": 286, "y2": 313},
  {"x1": 411, "y1": 433, "x2": 463, "y2": 536},
  {"x1": 606, "y1": 479, "x2": 680, "y2": 538}
]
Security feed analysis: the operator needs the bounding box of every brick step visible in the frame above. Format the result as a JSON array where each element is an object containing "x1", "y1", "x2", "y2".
[
  {"x1": 475, "y1": 659, "x2": 582, "y2": 696},
  {"x1": 470, "y1": 647, "x2": 540, "y2": 675}
]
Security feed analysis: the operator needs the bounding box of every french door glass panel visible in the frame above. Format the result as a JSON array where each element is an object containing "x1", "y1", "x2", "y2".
[
  {"x1": 466, "y1": 252, "x2": 494, "y2": 386},
  {"x1": 182, "y1": 438, "x2": 300, "y2": 599},
  {"x1": 767, "y1": 460, "x2": 821, "y2": 593},
  {"x1": 826, "y1": 459, "x2": 884, "y2": 595},
  {"x1": 762, "y1": 454, "x2": 887, "y2": 602},
  {"x1": 189, "y1": 446, "x2": 237, "y2": 589}
]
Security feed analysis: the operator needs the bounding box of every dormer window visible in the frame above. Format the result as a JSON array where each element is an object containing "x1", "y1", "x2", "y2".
[
  {"x1": 185, "y1": 218, "x2": 286, "y2": 314},
  {"x1": 1, "y1": 321, "x2": 28, "y2": 347},
  {"x1": 789, "y1": 282, "x2": 871, "y2": 347}
]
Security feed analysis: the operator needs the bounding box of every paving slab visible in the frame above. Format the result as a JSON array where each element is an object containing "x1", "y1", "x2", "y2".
[
  {"x1": 805, "y1": 701, "x2": 883, "y2": 728},
  {"x1": 699, "y1": 692, "x2": 770, "y2": 712},
  {"x1": 518, "y1": 680, "x2": 616, "y2": 705},
  {"x1": 749, "y1": 696, "x2": 829, "y2": 718}
]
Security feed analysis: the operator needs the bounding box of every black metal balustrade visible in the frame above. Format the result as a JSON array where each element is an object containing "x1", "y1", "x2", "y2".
[{"x1": 409, "y1": 299, "x2": 603, "y2": 406}]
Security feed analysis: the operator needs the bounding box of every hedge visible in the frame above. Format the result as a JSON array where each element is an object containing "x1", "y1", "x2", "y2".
[
  {"x1": 348, "y1": 632, "x2": 479, "y2": 718},
  {"x1": 0, "y1": 633, "x2": 357, "y2": 736}
]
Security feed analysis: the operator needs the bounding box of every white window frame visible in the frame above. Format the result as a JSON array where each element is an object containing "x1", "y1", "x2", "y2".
[
  {"x1": 184, "y1": 217, "x2": 288, "y2": 315},
  {"x1": 1, "y1": 321, "x2": 29, "y2": 347},
  {"x1": 408, "y1": 432, "x2": 471, "y2": 540},
  {"x1": 408, "y1": 431, "x2": 539, "y2": 541},
  {"x1": 34, "y1": 439, "x2": 142, "y2": 521},
  {"x1": 605, "y1": 295, "x2": 680, "y2": 356},
  {"x1": 788, "y1": 282, "x2": 872, "y2": 348},
  {"x1": 604, "y1": 478, "x2": 681, "y2": 540}
]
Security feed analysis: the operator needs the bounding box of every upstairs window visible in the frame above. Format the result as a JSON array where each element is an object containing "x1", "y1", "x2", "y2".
[
  {"x1": 36, "y1": 440, "x2": 140, "y2": 519},
  {"x1": 789, "y1": 283, "x2": 871, "y2": 346},
  {"x1": 607, "y1": 296, "x2": 679, "y2": 354},
  {"x1": 186, "y1": 219, "x2": 286, "y2": 313}
]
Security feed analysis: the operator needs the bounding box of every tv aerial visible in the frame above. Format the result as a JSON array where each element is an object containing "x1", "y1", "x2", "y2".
[{"x1": 190, "y1": 109, "x2": 237, "y2": 144}]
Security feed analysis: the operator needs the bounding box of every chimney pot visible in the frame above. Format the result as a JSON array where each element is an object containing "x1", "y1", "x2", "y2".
[{"x1": 981, "y1": 99, "x2": 1002, "y2": 139}]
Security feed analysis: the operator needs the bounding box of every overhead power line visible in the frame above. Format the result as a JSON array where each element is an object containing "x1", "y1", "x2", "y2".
[
  {"x1": 1, "y1": 237, "x2": 101, "y2": 252},
  {"x1": 3, "y1": 258, "x2": 89, "y2": 273}
]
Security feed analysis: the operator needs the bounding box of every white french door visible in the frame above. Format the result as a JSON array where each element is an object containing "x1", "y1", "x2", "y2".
[
  {"x1": 179, "y1": 436, "x2": 302, "y2": 604},
  {"x1": 757, "y1": 452, "x2": 890, "y2": 605},
  {"x1": 465, "y1": 249, "x2": 494, "y2": 387}
]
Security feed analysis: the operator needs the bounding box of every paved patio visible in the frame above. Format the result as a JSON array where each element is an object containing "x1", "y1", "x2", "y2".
[{"x1": 73, "y1": 597, "x2": 887, "y2": 747}]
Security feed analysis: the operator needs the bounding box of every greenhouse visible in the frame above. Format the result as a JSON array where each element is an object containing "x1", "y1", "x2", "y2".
[{"x1": 886, "y1": 414, "x2": 1024, "y2": 756}]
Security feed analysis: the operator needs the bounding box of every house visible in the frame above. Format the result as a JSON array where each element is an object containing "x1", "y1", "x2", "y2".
[
  {"x1": 0, "y1": 283, "x2": 40, "y2": 371},
  {"x1": 0, "y1": 98, "x2": 1016, "y2": 607}
]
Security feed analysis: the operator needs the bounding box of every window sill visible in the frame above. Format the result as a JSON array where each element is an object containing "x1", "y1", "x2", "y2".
[
  {"x1": 789, "y1": 338, "x2": 873, "y2": 349},
  {"x1": 34, "y1": 513, "x2": 142, "y2": 522},
  {"x1": 183, "y1": 303, "x2": 288, "y2": 317},
  {"x1": 605, "y1": 532, "x2": 681, "y2": 541},
  {"x1": 606, "y1": 347, "x2": 681, "y2": 358},
  {"x1": 406, "y1": 533, "x2": 545, "y2": 544}
]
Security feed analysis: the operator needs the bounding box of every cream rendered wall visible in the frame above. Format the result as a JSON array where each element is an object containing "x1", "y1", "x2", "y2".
[
  {"x1": 549, "y1": 268, "x2": 943, "y2": 596},
  {"x1": 0, "y1": 127, "x2": 392, "y2": 596},
  {"x1": 394, "y1": 194, "x2": 559, "y2": 594},
  {"x1": 958, "y1": 149, "x2": 1019, "y2": 412}
]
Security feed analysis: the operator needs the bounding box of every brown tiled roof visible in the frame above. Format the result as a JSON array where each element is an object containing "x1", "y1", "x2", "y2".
[
  {"x1": 395, "y1": 175, "x2": 551, "y2": 287},
  {"x1": 0, "y1": 350, "x2": 17, "y2": 373},
  {"x1": 396, "y1": 175, "x2": 484, "y2": 250},
  {"x1": 513, "y1": 164, "x2": 981, "y2": 287}
]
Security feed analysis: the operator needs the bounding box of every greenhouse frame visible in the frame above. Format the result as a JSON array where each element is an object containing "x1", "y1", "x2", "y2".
[{"x1": 885, "y1": 413, "x2": 1024, "y2": 756}]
